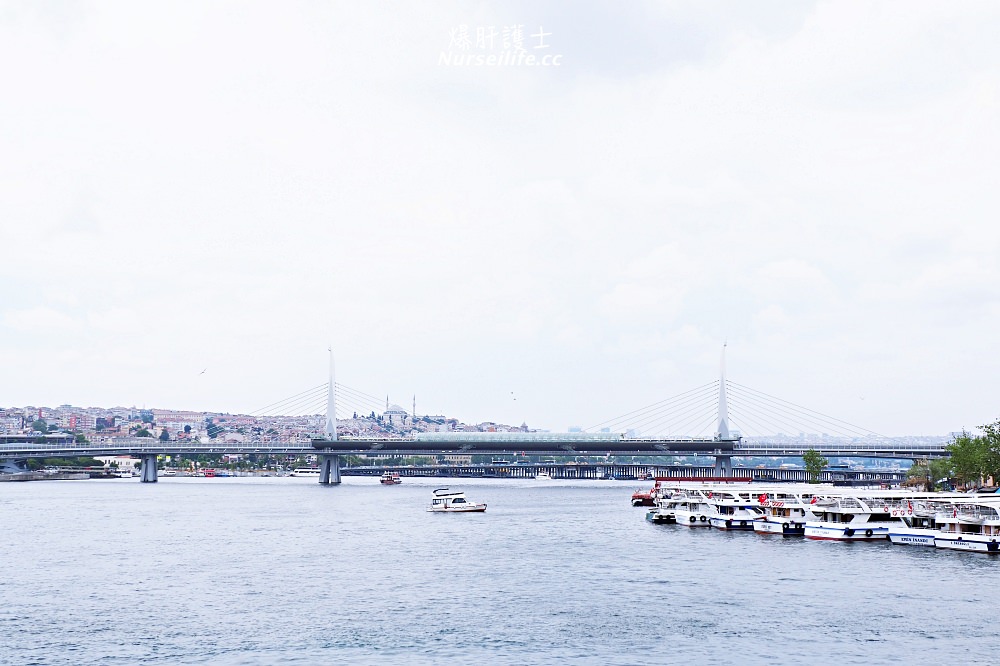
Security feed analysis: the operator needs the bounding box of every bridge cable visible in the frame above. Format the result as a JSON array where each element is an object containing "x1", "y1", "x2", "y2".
[
  {"x1": 727, "y1": 381, "x2": 899, "y2": 441},
  {"x1": 584, "y1": 381, "x2": 718, "y2": 431}
]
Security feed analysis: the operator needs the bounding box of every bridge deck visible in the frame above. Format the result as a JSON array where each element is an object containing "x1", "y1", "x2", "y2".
[{"x1": 0, "y1": 436, "x2": 948, "y2": 459}]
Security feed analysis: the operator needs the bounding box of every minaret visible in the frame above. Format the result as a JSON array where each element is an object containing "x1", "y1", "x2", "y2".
[
  {"x1": 412, "y1": 394, "x2": 416, "y2": 419},
  {"x1": 324, "y1": 348, "x2": 337, "y2": 440},
  {"x1": 716, "y1": 343, "x2": 731, "y2": 440}
]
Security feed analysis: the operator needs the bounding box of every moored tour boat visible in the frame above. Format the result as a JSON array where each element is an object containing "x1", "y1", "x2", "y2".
[
  {"x1": 704, "y1": 489, "x2": 764, "y2": 531},
  {"x1": 934, "y1": 501, "x2": 1000, "y2": 553},
  {"x1": 428, "y1": 488, "x2": 487, "y2": 513},
  {"x1": 290, "y1": 468, "x2": 321, "y2": 477},
  {"x1": 886, "y1": 498, "x2": 951, "y2": 547},
  {"x1": 754, "y1": 489, "x2": 823, "y2": 537},
  {"x1": 804, "y1": 491, "x2": 917, "y2": 541}
]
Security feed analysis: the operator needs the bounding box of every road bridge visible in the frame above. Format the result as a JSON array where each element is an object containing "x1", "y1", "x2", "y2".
[{"x1": 1, "y1": 348, "x2": 950, "y2": 483}]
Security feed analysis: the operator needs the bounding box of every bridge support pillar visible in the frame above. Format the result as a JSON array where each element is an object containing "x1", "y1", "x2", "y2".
[
  {"x1": 713, "y1": 454, "x2": 732, "y2": 478},
  {"x1": 140, "y1": 454, "x2": 158, "y2": 483},
  {"x1": 319, "y1": 454, "x2": 341, "y2": 485}
]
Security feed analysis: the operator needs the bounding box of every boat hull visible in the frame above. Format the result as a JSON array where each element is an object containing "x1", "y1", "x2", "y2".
[
  {"x1": 934, "y1": 535, "x2": 1000, "y2": 553},
  {"x1": 674, "y1": 513, "x2": 712, "y2": 527},
  {"x1": 646, "y1": 510, "x2": 675, "y2": 524},
  {"x1": 804, "y1": 524, "x2": 889, "y2": 541},
  {"x1": 887, "y1": 529, "x2": 937, "y2": 547},
  {"x1": 754, "y1": 519, "x2": 806, "y2": 537},
  {"x1": 709, "y1": 517, "x2": 756, "y2": 531}
]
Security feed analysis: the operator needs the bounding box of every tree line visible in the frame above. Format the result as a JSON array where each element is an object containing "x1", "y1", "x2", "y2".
[{"x1": 908, "y1": 418, "x2": 1000, "y2": 490}]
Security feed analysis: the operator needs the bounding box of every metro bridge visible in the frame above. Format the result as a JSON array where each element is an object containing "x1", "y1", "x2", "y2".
[{"x1": 1, "y1": 349, "x2": 950, "y2": 483}]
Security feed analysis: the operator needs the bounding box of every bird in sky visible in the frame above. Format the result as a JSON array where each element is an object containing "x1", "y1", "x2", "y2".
[{"x1": 199, "y1": 368, "x2": 207, "y2": 375}]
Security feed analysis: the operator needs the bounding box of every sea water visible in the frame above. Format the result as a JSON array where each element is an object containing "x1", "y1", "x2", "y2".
[{"x1": 0, "y1": 477, "x2": 993, "y2": 665}]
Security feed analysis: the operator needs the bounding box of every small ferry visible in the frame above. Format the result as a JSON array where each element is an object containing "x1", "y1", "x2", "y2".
[
  {"x1": 703, "y1": 489, "x2": 764, "y2": 531},
  {"x1": 428, "y1": 488, "x2": 487, "y2": 513},
  {"x1": 290, "y1": 468, "x2": 321, "y2": 477},
  {"x1": 535, "y1": 471, "x2": 552, "y2": 480},
  {"x1": 754, "y1": 488, "x2": 824, "y2": 537},
  {"x1": 934, "y1": 501, "x2": 1000, "y2": 553},
  {"x1": 804, "y1": 491, "x2": 917, "y2": 541},
  {"x1": 380, "y1": 471, "x2": 402, "y2": 485},
  {"x1": 886, "y1": 497, "x2": 952, "y2": 547}
]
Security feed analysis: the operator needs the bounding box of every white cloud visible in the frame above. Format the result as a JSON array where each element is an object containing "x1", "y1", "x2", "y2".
[{"x1": 2, "y1": 1, "x2": 1000, "y2": 433}]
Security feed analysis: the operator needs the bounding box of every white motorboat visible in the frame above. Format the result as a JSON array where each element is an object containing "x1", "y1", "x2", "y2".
[
  {"x1": 428, "y1": 488, "x2": 487, "y2": 513},
  {"x1": 660, "y1": 491, "x2": 713, "y2": 527},
  {"x1": 535, "y1": 471, "x2": 552, "y2": 480},
  {"x1": 290, "y1": 468, "x2": 321, "y2": 477}
]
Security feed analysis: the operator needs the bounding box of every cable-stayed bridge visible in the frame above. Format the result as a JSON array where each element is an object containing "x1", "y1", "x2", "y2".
[{"x1": 2, "y1": 350, "x2": 950, "y2": 483}]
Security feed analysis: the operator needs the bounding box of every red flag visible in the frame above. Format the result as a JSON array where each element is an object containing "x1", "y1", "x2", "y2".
[
  {"x1": 810, "y1": 496, "x2": 818, "y2": 504},
  {"x1": 758, "y1": 494, "x2": 767, "y2": 504}
]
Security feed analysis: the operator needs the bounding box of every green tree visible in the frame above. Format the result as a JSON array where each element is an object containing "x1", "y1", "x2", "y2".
[
  {"x1": 31, "y1": 418, "x2": 47, "y2": 433},
  {"x1": 907, "y1": 461, "x2": 931, "y2": 490},
  {"x1": 159, "y1": 428, "x2": 170, "y2": 441},
  {"x1": 75, "y1": 433, "x2": 88, "y2": 444},
  {"x1": 802, "y1": 448, "x2": 828, "y2": 483},
  {"x1": 929, "y1": 458, "x2": 954, "y2": 489},
  {"x1": 947, "y1": 431, "x2": 988, "y2": 487},
  {"x1": 135, "y1": 428, "x2": 153, "y2": 438},
  {"x1": 980, "y1": 420, "x2": 1000, "y2": 483}
]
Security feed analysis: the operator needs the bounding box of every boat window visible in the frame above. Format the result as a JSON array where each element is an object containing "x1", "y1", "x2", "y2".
[{"x1": 452, "y1": 497, "x2": 466, "y2": 503}]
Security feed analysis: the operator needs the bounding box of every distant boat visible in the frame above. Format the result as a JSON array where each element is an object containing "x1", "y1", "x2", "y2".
[
  {"x1": 428, "y1": 488, "x2": 487, "y2": 513},
  {"x1": 291, "y1": 468, "x2": 321, "y2": 477},
  {"x1": 380, "y1": 471, "x2": 402, "y2": 485},
  {"x1": 535, "y1": 471, "x2": 552, "y2": 480},
  {"x1": 631, "y1": 481, "x2": 660, "y2": 507}
]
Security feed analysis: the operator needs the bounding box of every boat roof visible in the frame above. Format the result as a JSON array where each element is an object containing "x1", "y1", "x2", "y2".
[{"x1": 432, "y1": 488, "x2": 466, "y2": 497}]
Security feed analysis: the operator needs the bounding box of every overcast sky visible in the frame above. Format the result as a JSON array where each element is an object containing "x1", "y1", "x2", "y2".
[{"x1": 2, "y1": 1, "x2": 999, "y2": 436}]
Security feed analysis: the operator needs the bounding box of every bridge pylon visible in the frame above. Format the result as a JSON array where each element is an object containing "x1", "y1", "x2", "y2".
[
  {"x1": 713, "y1": 344, "x2": 735, "y2": 477},
  {"x1": 319, "y1": 453, "x2": 341, "y2": 485},
  {"x1": 318, "y1": 348, "x2": 342, "y2": 485},
  {"x1": 140, "y1": 454, "x2": 158, "y2": 483}
]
